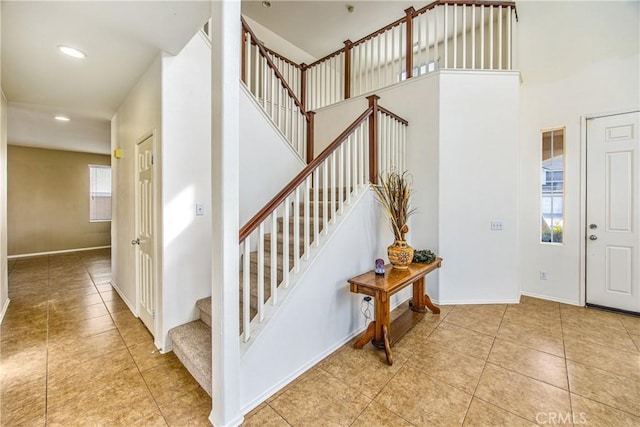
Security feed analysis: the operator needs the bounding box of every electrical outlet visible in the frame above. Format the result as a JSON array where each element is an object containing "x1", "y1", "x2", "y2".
[
  {"x1": 491, "y1": 221, "x2": 504, "y2": 231},
  {"x1": 539, "y1": 271, "x2": 548, "y2": 280},
  {"x1": 195, "y1": 203, "x2": 204, "y2": 216}
]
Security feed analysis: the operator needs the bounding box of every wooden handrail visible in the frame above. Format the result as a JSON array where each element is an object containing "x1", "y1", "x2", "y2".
[
  {"x1": 241, "y1": 17, "x2": 307, "y2": 115},
  {"x1": 239, "y1": 106, "x2": 374, "y2": 242},
  {"x1": 263, "y1": 45, "x2": 302, "y2": 69},
  {"x1": 378, "y1": 106, "x2": 409, "y2": 126}
]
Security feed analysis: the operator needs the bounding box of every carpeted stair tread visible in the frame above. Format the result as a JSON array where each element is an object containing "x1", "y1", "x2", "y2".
[
  {"x1": 196, "y1": 297, "x2": 212, "y2": 328},
  {"x1": 168, "y1": 320, "x2": 212, "y2": 396}
]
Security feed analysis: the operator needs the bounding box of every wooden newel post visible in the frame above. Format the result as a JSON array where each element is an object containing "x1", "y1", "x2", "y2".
[
  {"x1": 367, "y1": 95, "x2": 380, "y2": 184},
  {"x1": 300, "y1": 64, "x2": 308, "y2": 111},
  {"x1": 343, "y1": 40, "x2": 353, "y2": 100},
  {"x1": 306, "y1": 111, "x2": 315, "y2": 164},
  {"x1": 405, "y1": 7, "x2": 415, "y2": 80}
]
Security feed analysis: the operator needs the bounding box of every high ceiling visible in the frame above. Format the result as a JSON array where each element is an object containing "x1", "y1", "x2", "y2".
[
  {"x1": 2, "y1": 0, "x2": 432, "y2": 155},
  {"x1": 2, "y1": 1, "x2": 210, "y2": 154},
  {"x1": 242, "y1": 0, "x2": 430, "y2": 58}
]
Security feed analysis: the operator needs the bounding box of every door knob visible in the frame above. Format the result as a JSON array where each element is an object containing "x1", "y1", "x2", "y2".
[
  {"x1": 589, "y1": 235, "x2": 598, "y2": 241},
  {"x1": 589, "y1": 224, "x2": 598, "y2": 229},
  {"x1": 131, "y1": 238, "x2": 140, "y2": 245}
]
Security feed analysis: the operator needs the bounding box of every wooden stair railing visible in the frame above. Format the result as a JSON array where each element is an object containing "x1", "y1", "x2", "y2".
[
  {"x1": 238, "y1": 95, "x2": 409, "y2": 342},
  {"x1": 241, "y1": 17, "x2": 314, "y2": 163},
  {"x1": 240, "y1": 1, "x2": 517, "y2": 112}
]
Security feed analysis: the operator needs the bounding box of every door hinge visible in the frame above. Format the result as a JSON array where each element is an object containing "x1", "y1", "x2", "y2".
[{"x1": 151, "y1": 155, "x2": 154, "y2": 165}]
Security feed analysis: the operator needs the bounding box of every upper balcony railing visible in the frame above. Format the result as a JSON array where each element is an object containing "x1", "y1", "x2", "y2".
[{"x1": 241, "y1": 0, "x2": 517, "y2": 113}]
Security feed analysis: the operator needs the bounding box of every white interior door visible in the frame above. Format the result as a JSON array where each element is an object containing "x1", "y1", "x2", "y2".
[
  {"x1": 586, "y1": 111, "x2": 640, "y2": 313},
  {"x1": 135, "y1": 135, "x2": 156, "y2": 333}
]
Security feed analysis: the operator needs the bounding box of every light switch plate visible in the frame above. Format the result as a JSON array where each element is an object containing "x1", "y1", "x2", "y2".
[
  {"x1": 491, "y1": 221, "x2": 504, "y2": 231},
  {"x1": 196, "y1": 204, "x2": 204, "y2": 216}
]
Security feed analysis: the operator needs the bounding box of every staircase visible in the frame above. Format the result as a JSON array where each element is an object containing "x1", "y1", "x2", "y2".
[{"x1": 168, "y1": 197, "x2": 333, "y2": 396}]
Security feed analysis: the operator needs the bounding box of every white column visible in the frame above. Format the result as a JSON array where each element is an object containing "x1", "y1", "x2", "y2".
[{"x1": 210, "y1": 1, "x2": 242, "y2": 426}]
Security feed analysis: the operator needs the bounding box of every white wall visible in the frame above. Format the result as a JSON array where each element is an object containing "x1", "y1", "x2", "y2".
[
  {"x1": 239, "y1": 86, "x2": 305, "y2": 225},
  {"x1": 111, "y1": 55, "x2": 162, "y2": 319},
  {"x1": 240, "y1": 191, "x2": 388, "y2": 410},
  {"x1": 438, "y1": 71, "x2": 520, "y2": 304},
  {"x1": 242, "y1": 15, "x2": 316, "y2": 65},
  {"x1": 160, "y1": 32, "x2": 213, "y2": 349},
  {"x1": 517, "y1": 1, "x2": 640, "y2": 304}
]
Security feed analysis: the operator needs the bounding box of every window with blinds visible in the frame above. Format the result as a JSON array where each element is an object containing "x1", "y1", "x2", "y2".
[{"x1": 89, "y1": 165, "x2": 112, "y2": 222}]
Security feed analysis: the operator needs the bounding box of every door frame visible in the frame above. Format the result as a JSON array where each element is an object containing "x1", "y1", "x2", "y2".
[
  {"x1": 580, "y1": 108, "x2": 640, "y2": 309},
  {"x1": 134, "y1": 130, "x2": 162, "y2": 348}
]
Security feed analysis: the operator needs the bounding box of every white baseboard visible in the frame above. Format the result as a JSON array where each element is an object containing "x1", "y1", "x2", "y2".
[
  {"x1": 209, "y1": 412, "x2": 244, "y2": 427},
  {"x1": 8, "y1": 245, "x2": 111, "y2": 259},
  {"x1": 520, "y1": 291, "x2": 581, "y2": 306},
  {"x1": 0, "y1": 298, "x2": 10, "y2": 324},
  {"x1": 110, "y1": 280, "x2": 138, "y2": 316}
]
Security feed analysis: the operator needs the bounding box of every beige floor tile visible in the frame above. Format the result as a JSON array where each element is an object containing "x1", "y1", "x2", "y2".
[
  {"x1": 158, "y1": 385, "x2": 212, "y2": 427},
  {"x1": 496, "y1": 319, "x2": 564, "y2": 357},
  {"x1": 562, "y1": 321, "x2": 637, "y2": 353},
  {"x1": 619, "y1": 314, "x2": 640, "y2": 336},
  {"x1": 142, "y1": 357, "x2": 203, "y2": 408},
  {"x1": 270, "y1": 368, "x2": 370, "y2": 426},
  {"x1": 488, "y1": 339, "x2": 568, "y2": 390},
  {"x1": 375, "y1": 363, "x2": 472, "y2": 426},
  {"x1": 0, "y1": 343, "x2": 47, "y2": 389},
  {"x1": 407, "y1": 343, "x2": 485, "y2": 394},
  {"x1": 100, "y1": 289, "x2": 120, "y2": 302},
  {"x1": 128, "y1": 340, "x2": 179, "y2": 372},
  {"x1": 47, "y1": 349, "x2": 138, "y2": 409},
  {"x1": 442, "y1": 305, "x2": 506, "y2": 336},
  {"x1": 48, "y1": 277, "x2": 95, "y2": 290},
  {"x1": 318, "y1": 341, "x2": 407, "y2": 399},
  {"x1": 241, "y1": 404, "x2": 289, "y2": 427},
  {"x1": 48, "y1": 301, "x2": 109, "y2": 323},
  {"x1": 46, "y1": 374, "x2": 166, "y2": 427},
  {"x1": 110, "y1": 307, "x2": 140, "y2": 328},
  {"x1": 351, "y1": 401, "x2": 413, "y2": 427},
  {"x1": 571, "y1": 393, "x2": 640, "y2": 426},
  {"x1": 475, "y1": 363, "x2": 571, "y2": 424},
  {"x1": 47, "y1": 329, "x2": 127, "y2": 376},
  {"x1": 567, "y1": 360, "x2": 640, "y2": 417},
  {"x1": 104, "y1": 297, "x2": 131, "y2": 314},
  {"x1": 13, "y1": 414, "x2": 46, "y2": 426},
  {"x1": 0, "y1": 376, "x2": 47, "y2": 426},
  {"x1": 47, "y1": 313, "x2": 116, "y2": 342},
  {"x1": 502, "y1": 304, "x2": 562, "y2": 329},
  {"x1": 118, "y1": 320, "x2": 154, "y2": 347},
  {"x1": 564, "y1": 336, "x2": 640, "y2": 380},
  {"x1": 462, "y1": 398, "x2": 537, "y2": 427},
  {"x1": 630, "y1": 334, "x2": 640, "y2": 351},
  {"x1": 560, "y1": 305, "x2": 626, "y2": 330},
  {"x1": 424, "y1": 322, "x2": 495, "y2": 360},
  {"x1": 48, "y1": 292, "x2": 104, "y2": 310},
  {"x1": 97, "y1": 283, "x2": 114, "y2": 293}
]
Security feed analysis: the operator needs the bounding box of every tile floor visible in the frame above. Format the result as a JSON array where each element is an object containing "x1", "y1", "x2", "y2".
[{"x1": 2, "y1": 250, "x2": 640, "y2": 426}]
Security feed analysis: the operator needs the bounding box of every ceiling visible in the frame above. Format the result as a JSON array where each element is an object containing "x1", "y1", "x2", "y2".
[
  {"x1": 241, "y1": 0, "x2": 430, "y2": 58},
  {"x1": 2, "y1": 1, "x2": 432, "y2": 155},
  {"x1": 2, "y1": 1, "x2": 210, "y2": 154}
]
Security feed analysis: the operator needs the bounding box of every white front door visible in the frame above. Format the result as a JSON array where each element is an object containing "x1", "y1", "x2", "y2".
[
  {"x1": 135, "y1": 135, "x2": 156, "y2": 333},
  {"x1": 586, "y1": 111, "x2": 640, "y2": 313}
]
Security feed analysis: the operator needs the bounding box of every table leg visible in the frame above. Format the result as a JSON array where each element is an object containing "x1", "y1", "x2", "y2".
[
  {"x1": 371, "y1": 291, "x2": 390, "y2": 350},
  {"x1": 354, "y1": 321, "x2": 376, "y2": 349},
  {"x1": 410, "y1": 277, "x2": 427, "y2": 313},
  {"x1": 382, "y1": 324, "x2": 393, "y2": 365},
  {"x1": 424, "y1": 293, "x2": 440, "y2": 314}
]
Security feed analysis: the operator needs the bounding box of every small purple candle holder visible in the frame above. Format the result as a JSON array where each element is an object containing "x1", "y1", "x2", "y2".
[{"x1": 375, "y1": 258, "x2": 385, "y2": 276}]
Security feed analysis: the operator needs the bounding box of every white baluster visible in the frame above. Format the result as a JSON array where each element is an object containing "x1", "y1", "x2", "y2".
[
  {"x1": 246, "y1": 34, "x2": 252, "y2": 91},
  {"x1": 453, "y1": 5, "x2": 458, "y2": 69},
  {"x1": 471, "y1": 5, "x2": 476, "y2": 69},
  {"x1": 304, "y1": 176, "x2": 311, "y2": 260},
  {"x1": 462, "y1": 5, "x2": 467, "y2": 69},
  {"x1": 434, "y1": 6, "x2": 439, "y2": 68},
  {"x1": 498, "y1": 6, "x2": 503, "y2": 70},
  {"x1": 313, "y1": 169, "x2": 319, "y2": 247},
  {"x1": 330, "y1": 152, "x2": 337, "y2": 224},
  {"x1": 294, "y1": 187, "x2": 300, "y2": 272},
  {"x1": 444, "y1": 5, "x2": 449, "y2": 69},
  {"x1": 283, "y1": 196, "x2": 290, "y2": 288},
  {"x1": 243, "y1": 238, "x2": 251, "y2": 342},
  {"x1": 322, "y1": 161, "x2": 328, "y2": 235},
  {"x1": 507, "y1": 6, "x2": 512, "y2": 70},
  {"x1": 270, "y1": 210, "x2": 278, "y2": 305},
  {"x1": 346, "y1": 136, "x2": 352, "y2": 204},
  {"x1": 490, "y1": 6, "x2": 494, "y2": 69},
  {"x1": 258, "y1": 223, "x2": 265, "y2": 322},
  {"x1": 338, "y1": 144, "x2": 344, "y2": 214}
]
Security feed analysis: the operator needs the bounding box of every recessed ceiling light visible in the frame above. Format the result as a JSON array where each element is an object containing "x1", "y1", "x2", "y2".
[
  {"x1": 262, "y1": 1, "x2": 271, "y2": 8},
  {"x1": 57, "y1": 45, "x2": 87, "y2": 59},
  {"x1": 54, "y1": 115, "x2": 71, "y2": 122}
]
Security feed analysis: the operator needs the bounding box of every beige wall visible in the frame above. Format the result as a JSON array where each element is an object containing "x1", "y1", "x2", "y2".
[{"x1": 7, "y1": 145, "x2": 111, "y2": 256}]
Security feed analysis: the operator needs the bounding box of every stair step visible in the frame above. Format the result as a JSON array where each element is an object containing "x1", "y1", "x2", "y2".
[
  {"x1": 196, "y1": 297, "x2": 212, "y2": 328},
  {"x1": 168, "y1": 320, "x2": 212, "y2": 397}
]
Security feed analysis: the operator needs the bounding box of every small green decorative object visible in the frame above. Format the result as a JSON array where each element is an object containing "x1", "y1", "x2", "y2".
[{"x1": 412, "y1": 249, "x2": 437, "y2": 264}]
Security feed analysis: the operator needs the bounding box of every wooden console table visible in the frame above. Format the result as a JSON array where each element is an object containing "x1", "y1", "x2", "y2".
[{"x1": 348, "y1": 258, "x2": 442, "y2": 365}]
